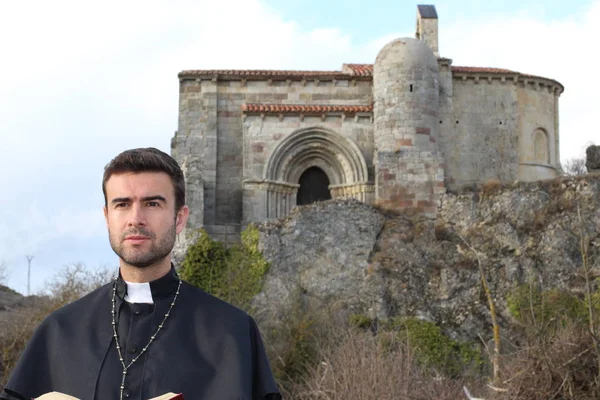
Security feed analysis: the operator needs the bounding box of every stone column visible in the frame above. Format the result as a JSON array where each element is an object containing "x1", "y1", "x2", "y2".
[{"x1": 242, "y1": 180, "x2": 299, "y2": 225}]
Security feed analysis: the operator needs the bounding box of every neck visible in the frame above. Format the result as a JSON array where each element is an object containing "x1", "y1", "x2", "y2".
[{"x1": 119, "y1": 259, "x2": 172, "y2": 283}]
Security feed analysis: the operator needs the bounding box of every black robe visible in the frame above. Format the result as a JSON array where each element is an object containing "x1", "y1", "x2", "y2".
[{"x1": 1, "y1": 268, "x2": 281, "y2": 400}]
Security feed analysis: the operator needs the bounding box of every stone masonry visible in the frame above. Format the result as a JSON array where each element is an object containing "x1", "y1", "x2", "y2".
[{"x1": 172, "y1": 4, "x2": 564, "y2": 246}]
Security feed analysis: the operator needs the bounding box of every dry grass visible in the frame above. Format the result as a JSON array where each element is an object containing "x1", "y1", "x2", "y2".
[
  {"x1": 496, "y1": 324, "x2": 599, "y2": 399},
  {"x1": 266, "y1": 296, "x2": 600, "y2": 400},
  {"x1": 286, "y1": 328, "x2": 469, "y2": 400}
]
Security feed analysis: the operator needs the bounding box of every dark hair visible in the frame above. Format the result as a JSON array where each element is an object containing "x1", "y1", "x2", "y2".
[{"x1": 102, "y1": 147, "x2": 186, "y2": 212}]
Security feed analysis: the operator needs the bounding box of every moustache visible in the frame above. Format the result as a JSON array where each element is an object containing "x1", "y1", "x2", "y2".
[{"x1": 122, "y1": 228, "x2": 155, "y2": 240}]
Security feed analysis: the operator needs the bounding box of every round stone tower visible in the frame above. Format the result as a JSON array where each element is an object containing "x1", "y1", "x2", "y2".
[
  {"x1": 373, "y1": 37, "x2": 439, "y2": 151},
  {"x1": 372, "y1": 37, "x2": 445, "y2": 215}
]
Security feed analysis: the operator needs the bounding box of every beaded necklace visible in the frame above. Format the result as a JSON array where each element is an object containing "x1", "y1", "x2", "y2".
[{"x1": 111, "y1": 276, "x2": 182, "y2": 400}]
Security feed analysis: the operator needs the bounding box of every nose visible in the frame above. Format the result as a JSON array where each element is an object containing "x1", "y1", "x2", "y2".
[{"x1": 127, "y1": 203, "x2": 147, "y2": 227}]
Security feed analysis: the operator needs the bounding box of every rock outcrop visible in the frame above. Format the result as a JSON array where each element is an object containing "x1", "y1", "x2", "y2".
[
  {"x1": 252, "y1": 175, "x2": 600, "y2": 341},
  {"x1": 587, "y1": 145, "x2": 600, "y2": 172}
]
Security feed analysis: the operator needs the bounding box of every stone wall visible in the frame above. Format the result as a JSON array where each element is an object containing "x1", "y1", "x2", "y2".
[
  {"x1": 374, "y1": 149, "x2": 445, "y2": 215},
  {"x1": 443, "y1": 78, "x2": 519, "y2": 190},
  {"x1": 174, "y1": 77, "x2": 373, "y2": 236},
  {"x1": 172, "y1": 79, "x2": 217, "y2": 243},
  {"x1": 516, "y1": 83, "x2": 561, "y2": 180},
  {"x1": 242, "y1": 115, "x2": 374, "y2": 180},
  {"x1": 242, "y1": 115, "x2": 374, "y2": 224}
]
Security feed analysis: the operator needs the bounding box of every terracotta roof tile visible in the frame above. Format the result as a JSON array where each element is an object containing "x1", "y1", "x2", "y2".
[
  {"x1": 451, "y1": 66, "x2": 516, "y2": 74},
  {"x1": 179, "y1": 69, "x2": 348, "y2": 78},
  {"x1": 451, "y1": 66, "x2": 564, "y2": 89},
  {"x1": 242, "y1": 104, "x2": 373, "y2": 114},
  {"x1": 342, "y1": 64, "x2": 374, "y2": 76},
  {"x1": 179, "y1": 63, "x2": 561, "y2": 90},
  {"x1": 180, "y1": 65, "x2": 524, "y2": 78}
]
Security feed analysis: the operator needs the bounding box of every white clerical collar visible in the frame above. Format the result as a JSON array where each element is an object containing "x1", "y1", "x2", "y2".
[{"x1": 124, "y1": 281, "x2": 154, "y2": 304}]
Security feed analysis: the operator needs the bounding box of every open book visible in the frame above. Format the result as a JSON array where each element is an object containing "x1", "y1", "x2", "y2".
[{"x1": 37, "y1": 392, "x2": 183, "y2": 400}]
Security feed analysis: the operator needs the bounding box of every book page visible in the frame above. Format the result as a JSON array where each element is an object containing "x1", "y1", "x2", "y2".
[
  {"x1": 36, "y1": 393, "x2": 79, "y2": 400},
  {"x1": 36, "y1": 391, "x2": 182, "y2": 400},
  {"x1": 148, "y1": 393, "x2": 182, "y2": 400}
]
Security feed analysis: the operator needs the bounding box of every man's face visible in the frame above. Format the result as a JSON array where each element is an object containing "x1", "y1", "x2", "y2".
[{"x1": 103, "y1": 172, "x2": 188, "y2": 269}]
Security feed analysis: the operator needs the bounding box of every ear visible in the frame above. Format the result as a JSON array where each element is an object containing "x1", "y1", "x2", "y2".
[{"x1": 175, "y1": 205, "x2": 189, "y2": 234}]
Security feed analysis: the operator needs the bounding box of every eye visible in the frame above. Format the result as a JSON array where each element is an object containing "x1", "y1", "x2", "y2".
[
  {"x1": 147, "y1": 201, "x2": 160, "y2": 207},
  {"x1": 115, "y1": 203, "x2": 128, "y2": 208}
]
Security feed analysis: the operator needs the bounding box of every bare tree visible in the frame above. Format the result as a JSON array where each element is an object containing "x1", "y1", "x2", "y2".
[
  {"x1": 0, "y1": 261, "x2": 8, "y2": 285},
  {"x1": 562, "y1": 157, "x2": 587, "y2": 176},
  {"x1": 456, "y1": 234, "x2": 502, "y2": 389},
  {"x1": 43, "y1": 262, "x2": 116, "y2": 305}
]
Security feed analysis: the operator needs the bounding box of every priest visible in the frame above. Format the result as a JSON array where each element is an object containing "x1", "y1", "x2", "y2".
[{"x1": 1, "y1": 148, "x2": 281, "y2": 400}]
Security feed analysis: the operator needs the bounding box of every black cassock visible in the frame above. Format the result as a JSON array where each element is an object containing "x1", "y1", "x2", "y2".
[{"x1": 1, "y1": 267, "x2": 281, "y2": 400}]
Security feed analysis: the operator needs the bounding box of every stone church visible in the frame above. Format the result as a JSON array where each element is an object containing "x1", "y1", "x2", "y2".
[{"x1": 172, "y1": 4, "x2": 564, "y2": 244}]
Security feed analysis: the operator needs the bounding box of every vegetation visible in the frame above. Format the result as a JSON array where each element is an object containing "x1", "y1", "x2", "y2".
[
  {"x1": 386, "y1": 317, "x2": 485, "y2": 377},
  {"x1": 1, "y1": 182, "x2": 599, "y2": 398},
  {"x1": 503, "y1": 282, "x2": 600, "y2": 399},
  {"x1": 286, "y1": 325, "x2": 470, "y2": 400},
  {"x1": 179, "y1": 229, "x2": 229, "y2": 298},
  {"x1": 179, "y1": 225, "x2": 270, "y2": 310},
  {"x1": 3, "y1": 262, "x2": 599, "y2": 399},
  {"x1": 0, "y1": 260, "x2": 9, "y2": 288},
  {"x1": 0, "y1": 263, "x2": 113, "y2": 386},
  {"x1": 507, "y1": 283, "x2": 588, "y2": 327},
  {"x1": 562, "y1": 156, "x2": 588, "y2": 176}
]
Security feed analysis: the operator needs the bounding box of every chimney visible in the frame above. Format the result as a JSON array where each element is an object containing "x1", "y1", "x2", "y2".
[{"x1": 416, "y1": 5, "x2": 439, "y2": 57}]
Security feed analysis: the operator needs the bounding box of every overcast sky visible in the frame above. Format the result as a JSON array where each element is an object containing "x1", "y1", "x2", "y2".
[{"x1": 1, "y1": 0, "x2": 597, "y2": 295}]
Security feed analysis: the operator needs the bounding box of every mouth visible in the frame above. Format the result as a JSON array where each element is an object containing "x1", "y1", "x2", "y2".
[{"x1": 124, "y1": 236, "x2": 150, "y2": 244}]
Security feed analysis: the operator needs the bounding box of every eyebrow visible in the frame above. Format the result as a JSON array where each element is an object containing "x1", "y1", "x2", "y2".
[{"x1": 111, "y1": 195, "x2": 168, "y2": 204}]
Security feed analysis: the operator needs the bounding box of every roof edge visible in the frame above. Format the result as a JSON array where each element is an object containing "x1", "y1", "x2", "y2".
[
  {"x1": 178, "y1": 64, "x2": 563, "y2": 93},
  {"x1": 241, "y1": 104, "x2": 374, "y2": 114},
  {"x1": 178, "y1": 69, "x2": 367, "y2": 80},
  {"x1": 452, "y1": 66, "x2": 564, "y2": 93}
]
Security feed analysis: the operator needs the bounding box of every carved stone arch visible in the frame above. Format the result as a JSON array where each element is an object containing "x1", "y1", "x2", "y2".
[
  {"x1": 251, "y1": 127, "x2": 373, "y2": 219},
  {"x1": 265, "y1": 127, "x2": 369, "y2": 185},
  {"x1": 533, "y1": 128, "x2": 550, "y2": 164}
]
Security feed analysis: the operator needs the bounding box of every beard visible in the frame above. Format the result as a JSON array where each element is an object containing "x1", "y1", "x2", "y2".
[{"x1": 108, "y1": 223, "x2": 176, "y2": 268}]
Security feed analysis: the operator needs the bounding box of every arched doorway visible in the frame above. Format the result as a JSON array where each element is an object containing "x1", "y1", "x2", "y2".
[
  {"x1": 297, "y1": 167, "x2": 331, "y2": 205},
  {"x1": 255, "y1": 127, "x2": 373, "y2": 219}
]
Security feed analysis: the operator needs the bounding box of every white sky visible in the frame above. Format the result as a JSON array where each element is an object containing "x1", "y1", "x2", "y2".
[{"x1": 0, "y1": 0, "x2": 597, "y2": 295}]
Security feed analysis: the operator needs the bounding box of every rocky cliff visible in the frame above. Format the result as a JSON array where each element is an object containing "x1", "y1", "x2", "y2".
[{"x1": 252, "y1": 174, "x2": 600, "y2": 341}]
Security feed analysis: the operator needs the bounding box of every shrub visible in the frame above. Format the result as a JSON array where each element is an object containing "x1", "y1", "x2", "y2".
[
  {"x1": 348, "y1": 314, "x2": 373, "y2": 329},
  {"x1": 386, "y1": 317, "x2": 485, "y2": 377},
  {"x1": 179, "y1": 229, "x2": 229, "y2": 299},
  {"x1": 287, "y1": 325, "x2": 469, "y2": 400},
  {"x1": 179, "y1": 225, "x2": 270, "y2": 310},
  {"x1": 225, "y1": 226, "x2": 271, "y2": 310},
  {"x1": 507, "y1": 283, "x2": 588, "y2": 330},
  {"x1": 499, "y1": 323, "x2": 600, "y2": 399}
]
